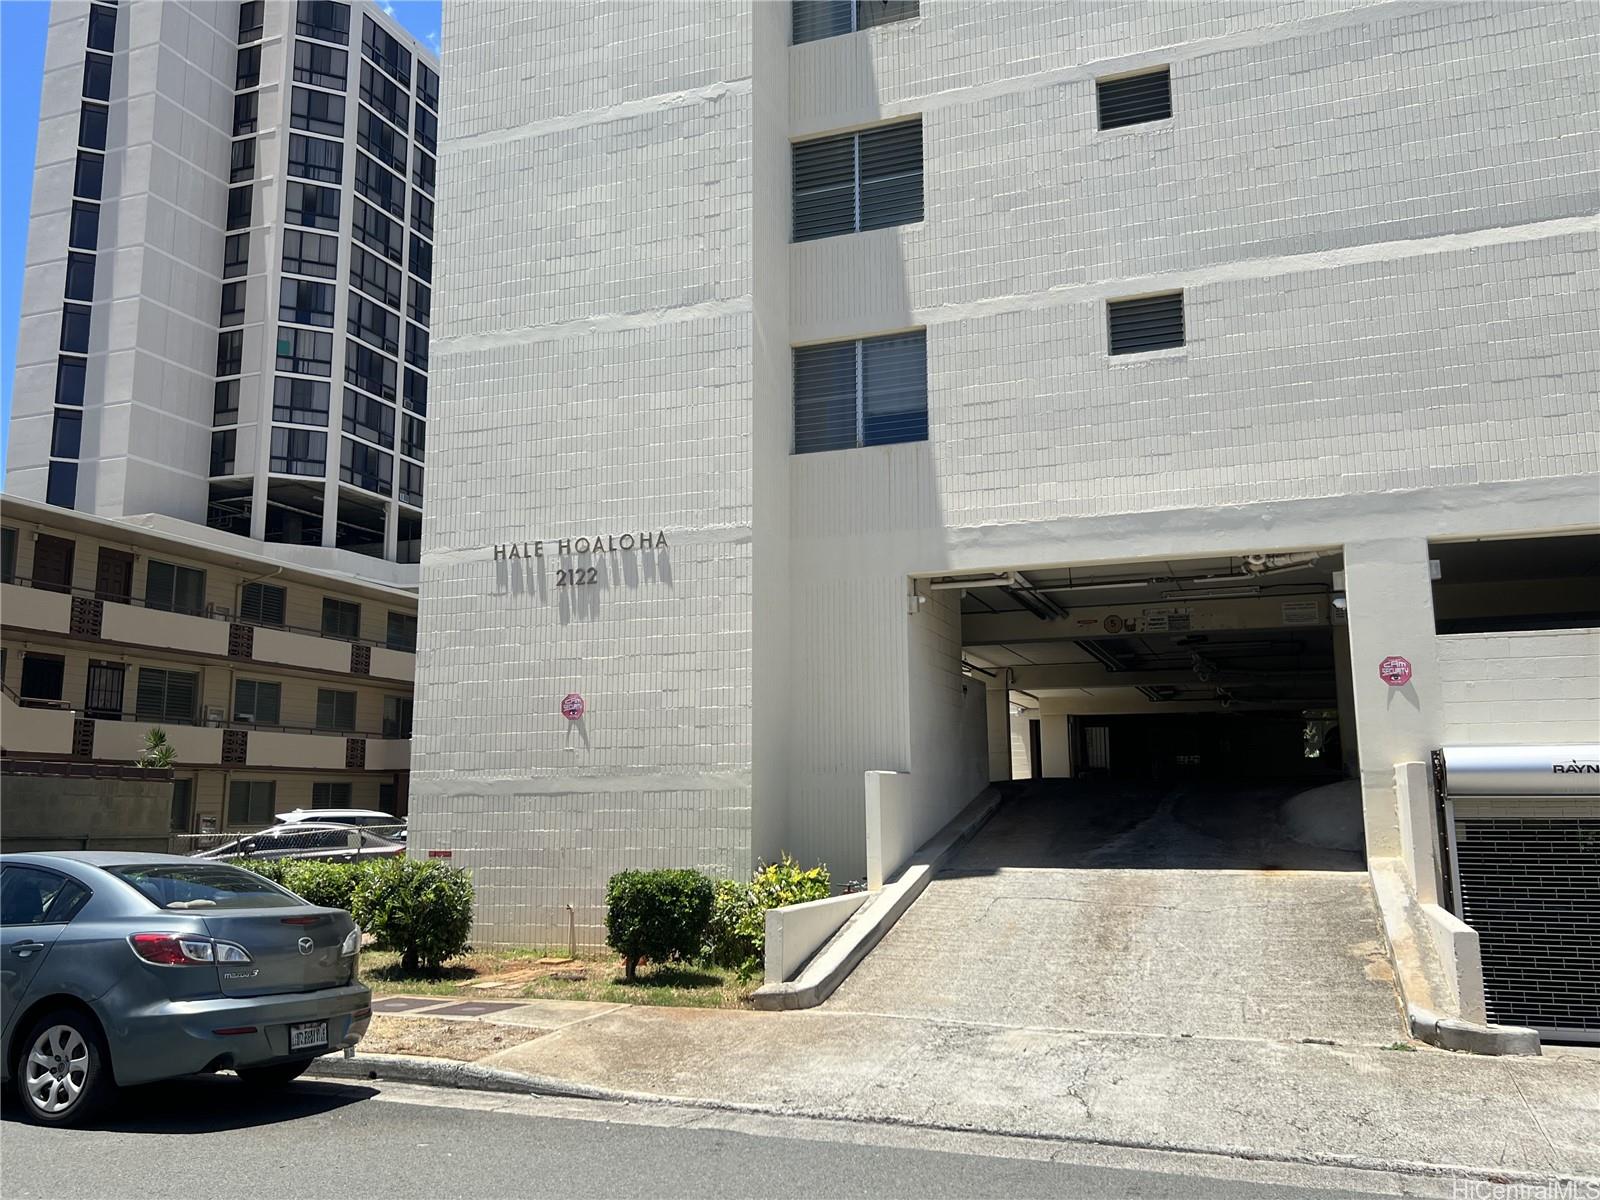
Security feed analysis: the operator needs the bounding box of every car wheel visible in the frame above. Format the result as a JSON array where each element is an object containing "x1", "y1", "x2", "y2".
[
  {"x1": 15, "y1": 1009, "x2": 115, "y2": 1127},
  {"x1": 235, "y1": 1059, "x2": 314, "y2": 1088}
]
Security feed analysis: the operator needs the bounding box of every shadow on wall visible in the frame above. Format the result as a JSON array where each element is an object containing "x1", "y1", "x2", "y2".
[{"x1": 492, "y1": 541, "x2": 673, "y2": 624}]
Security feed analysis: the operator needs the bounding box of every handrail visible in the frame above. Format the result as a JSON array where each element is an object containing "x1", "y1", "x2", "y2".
[{"x1": 2, "y1": 574, "x2": 416, "y2": 653}]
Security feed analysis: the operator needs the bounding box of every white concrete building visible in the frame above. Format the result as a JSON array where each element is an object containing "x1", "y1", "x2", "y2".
[
  {"x1": 418, "y1": 2, "x2": 1598, "y2": 1034},
  {"x1": 7, "y1": 0, "x2": 437, "y2": 579}
]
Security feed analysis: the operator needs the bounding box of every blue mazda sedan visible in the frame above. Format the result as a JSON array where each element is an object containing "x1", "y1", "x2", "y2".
[{"x1": 1, "y1": 852, "x2": 371, "y2": 1126}]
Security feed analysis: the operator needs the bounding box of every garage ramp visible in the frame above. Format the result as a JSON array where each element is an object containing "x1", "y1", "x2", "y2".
[{"x1": 825, "y1": 779, "x2": 1407, "y2": 1045}]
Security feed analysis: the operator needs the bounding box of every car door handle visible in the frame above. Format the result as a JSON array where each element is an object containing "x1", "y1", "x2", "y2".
[{"x1": 10, "y1": 941, "x2": 46, "y2": 959}]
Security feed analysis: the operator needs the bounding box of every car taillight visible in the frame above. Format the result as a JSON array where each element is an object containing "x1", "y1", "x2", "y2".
[
  {"x1": 129, "y1": 933, "x2": 253, "y2": 965},
  {"x1": 340, "y1": 926, "x2": 361, "y2": 957}
]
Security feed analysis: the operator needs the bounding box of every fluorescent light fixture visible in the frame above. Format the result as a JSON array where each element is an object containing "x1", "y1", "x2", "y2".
[
  {"x1": 1160, "y1": 585, "x2": 1261, "y2": 600},
  {"x1": 927, "y1": 572, "x2": 1022, "y2": 591}
]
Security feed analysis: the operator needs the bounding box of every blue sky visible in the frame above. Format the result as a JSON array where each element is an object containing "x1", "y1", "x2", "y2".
[{"x1": 0, "y1": 0, "x2": 441, "y2": 480}]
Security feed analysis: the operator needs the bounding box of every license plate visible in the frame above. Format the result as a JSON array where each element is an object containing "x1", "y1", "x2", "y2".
[{"x1": 288, "y1": 1021, "x2": 328, "y2": 1052}]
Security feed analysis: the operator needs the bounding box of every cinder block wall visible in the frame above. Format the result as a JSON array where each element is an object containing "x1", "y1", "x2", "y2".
[{"x1": 1437, "y1": 630, "x2": 1600, "y2": 745}]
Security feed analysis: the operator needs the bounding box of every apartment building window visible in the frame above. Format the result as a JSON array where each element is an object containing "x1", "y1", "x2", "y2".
[
  {"x1": 404, "y1": 324, "x2": 428, "y2": 370},
  {"x1": 322, "y1": 598, "x2": 361, "y2": 639},
  {"x1": 398, "y1": 461, "x2": 423, "y2": 507},
  {"x1": 61, "y1": 304, "x2": 92, "y2": 354},
  {"x1": 349, "y1": 295, "x2": 400, "y2": 355},
  {"x1": 73, "y1": 152, "x2": 104, "y2": 200},
  {"x1": 135, "y1": 667, "x2": 199, "y2": 724},
  {"x1": 171, "y1": 779, "x2": 194, "y2": 833},
  {"x1": 793, "y1": 119, "x2": 922, "y2": 242},
  {"x1": 83, "y1": 53, "x2": 112, "y2": 101},
  {"x1": 219, "y1": 281, "x2": 246, "y2": 327},
  {"x1": 343, "y1": 389, "x2": 395, "y2": 447},
  {"x1": 403, "y1": 368, "x2": 426, "y2": 415},
  {"x1": 210, "y1": 429, "x2": 236, "y2": 475},
  {"x1": 233, "y1": 678, "x2": 282, "y2": 725},
  {"x1": 345, "y1": 341, "x2": 397, "y2": 400},
  {"x1": 413, "y1": 104, "x2": 437, "y2": 154},
  {"x1": 226, "y1": 184, "x2": 253, "y2": 230},
  {"x1": 214, "y1": 380, "x2": 240, "y2": 423},
  {"x1": 411, "y1": 148, "x2": 435, "y2": 197},
  {"x1": 233, "y1": 91, "x2": 258, "y2": 135},
  {"x1": 1096, "y1": 67, "x2": 1172, "y2": 131},
  {"x1": 353, "y1": 200, "x2": 403, "y2": 264},
  {"x1": 360, "y1": 61, "x2": 407, "y2": 128},
  {"x1": 270, "y1": 427, "x2": 327, "y2": 475},
  {"x1": 285, "y1": 181, "x2": 340, "y2": 231},
  {"x1": 356, "y1": 107, "x2": 407, "y2": 173},
  {"x1": 350, "y1": 246, "x2": 401, "y2": 308},
  {"x1": 241, "y1": 581, "x2": 288, "y2": 625},
  {"x1": 236, "y1": 45, "x2": 261, "y2": 89},
  {"x1": 354, "y1": 154, "x2": 405, "y2": 218},
  {"x1": 85, "y1": 661, "x2": 125, "y2": 719},
  {"x1": 280, "y1": 277, "x2": 335, "y2": 327},
  {"x1": 79, "y1": 104, "x2": 108, "y2": 151},
  {"x1": 273, "y1": 377, "x2": 331, "y2": 425},
  {"x1": 88, "y1": 4, "x2": 117, "y2": 52},
  {"x1": 298, "y1": 0, "x2": 351, "y2": 44},
  {"x1": 239, "y1": 1, "x2": 264, "y2": 41},
  {"x1": 223, "y1": 232, "x2": 250, "y2": 278},
  {"x1": 288, "y1": 133, "x2": 343, "y2": 183},
  {"x1": 362, "y1": 15, "x2": 411, "y2": 86},
  {"x1": 410, "y1": 193, "x2": 433, "y2": 242},
  {"x1": 46, "y1": 459, "x2": 76, "y2": 508},
  {"x1": 312, "y1": 781, "x2": 353, "y2": 808},
  {"x1": 20, "y1": 654, "x2": 66, "y2": 704},
  {"x1": 1107, "y1": 292, "x2": 1184, "y2": 355},
  {"x1": 386, "y1": 611, "x2": 416, "y2": 652},
  {"x1": 1, "y1": 528, "x2": 16, "y2": 584},
  {"x1": 227, "y1": 780, "x2": 275, "y2": 828},
  {"x1": 64, "y1": 253, "x2": 96, "y2": 302},
  {"x1": 294, "y1": 40, "x2": 348, "y2": 90},
  {"x1": 382, "y1": 695, "x2": 413, "y2": 738},
  {"x1": 56, "y1": 360, "x2": 87, "y2": 406},
  {"x1": 291, "y1": 87, "x2": 345, "y2": 136},
  {"x1": 229, "y1": 137, "x2": 255, "y2": 183},
  {"x1": 794, "y1": 330, "x2": 927, "y2": 454},
  {"x1": 146, "y1": 560, "x2": 207, "y2": 615},
  {"x1": 792, "y1": 0, "x2": 917, "y2": 44},
  {"x1": 400, "y1": 414, "x2": 424, "y2": 460},
  {"x1": 282, "y1": 229, "x2": 338, "y2": 279},
  {"x1": 276, "y1": 327, "x2": 333, "y2": 376},
  {"x1": 52, "y1": 411, "x2": 82, "y2": 459},
  {"x1": 341, "y1": 437, "x2": 393, "y2": 496},
  {"x1": 406, "y1": 279, "x2": 430, "y2": 328},
  {"x1": 408, "y1": 235, "x2": 432, "y2": 282},
  {"x1": 68, "y1": 202, "x2": 99, "y2": 251},
  {"x1": 316, "y1": 688, "x2": 357, "y2": 731},
  {"x1": 417, "y1": 62, "x2": 439, "y2": 111},
  {"x1": 217, "y1": 330, "x2": 244, "y2": 376}
]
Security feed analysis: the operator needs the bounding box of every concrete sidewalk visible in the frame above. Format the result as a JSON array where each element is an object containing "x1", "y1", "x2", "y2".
[{"x1": 337, "y1": 996, "x2": 1600, "y2": 1182}]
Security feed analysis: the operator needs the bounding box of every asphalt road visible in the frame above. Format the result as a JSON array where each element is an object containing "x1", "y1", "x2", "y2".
[{"x1": 1, "y1": 1075, "x2": 1419, "y2": 1200}]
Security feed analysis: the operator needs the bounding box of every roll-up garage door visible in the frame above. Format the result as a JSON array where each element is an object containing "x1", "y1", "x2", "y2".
[{"x1": 1439, "y1": 745, "x2": 1600, "y2": 1043}]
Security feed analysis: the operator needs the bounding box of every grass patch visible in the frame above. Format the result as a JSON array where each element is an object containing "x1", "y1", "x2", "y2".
[
  {"x1": 360, "y1": 947, "x2": 751, "y2": 1009},
  {"x1": 1383, "y1": 1041, "x2": 1419, "y2": 1052}
]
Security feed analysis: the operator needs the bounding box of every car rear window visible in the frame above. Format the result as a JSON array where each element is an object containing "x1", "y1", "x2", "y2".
[{"x1": 108, "y1": 864, "x2": 307, "y2": 910}]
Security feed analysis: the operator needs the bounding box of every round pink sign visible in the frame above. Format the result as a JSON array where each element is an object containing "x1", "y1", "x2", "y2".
[
  {"x1": 561, "y1": 693, "x2": 585, "y2": 720},
  {"x1": 1378, "y1": 656, "x2": 1412, "y2": 687}
]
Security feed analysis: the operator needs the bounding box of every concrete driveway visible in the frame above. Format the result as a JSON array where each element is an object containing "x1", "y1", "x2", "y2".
[{"x1": 825, "y1": 779, "x2": 1407, "y2": 1046}]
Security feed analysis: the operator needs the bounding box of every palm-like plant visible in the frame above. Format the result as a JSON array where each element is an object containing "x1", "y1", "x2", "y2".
[{"x1": 135, "y1": 727, "x2": 176, "y2": 769}]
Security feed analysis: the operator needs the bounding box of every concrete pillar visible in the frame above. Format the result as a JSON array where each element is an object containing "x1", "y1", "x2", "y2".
[
  {"x1": 1331, "y1": 621, "x2": 1359, "y2": 777},
  {"x1": 1342, "y1": 538, "x2": 1443, "y2": 859},
  {"x1": 986, "y1": 673, "x2": 1012, "y2": 782},
  {"x1": 1040, "y1": 713, "x2": 1073, "y2": 777}
]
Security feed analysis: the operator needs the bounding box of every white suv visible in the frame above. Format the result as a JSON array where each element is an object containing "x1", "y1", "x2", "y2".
[{"x1": 275, "y1": 809, "x2": 406, "y2": 840}]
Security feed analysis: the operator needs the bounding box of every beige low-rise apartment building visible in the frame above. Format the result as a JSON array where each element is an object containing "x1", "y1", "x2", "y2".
[{"x1": 1, "y1": 493, "x2": 415, "y2": 847}]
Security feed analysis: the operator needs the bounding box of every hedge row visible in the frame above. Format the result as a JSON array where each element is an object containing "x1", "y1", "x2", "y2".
[
  {"x1": 233, "y1": 857, "x2": 473, "y2": 972},
  {"x1": 606, "y1": 855, "x2": 830, "y2": 982}
]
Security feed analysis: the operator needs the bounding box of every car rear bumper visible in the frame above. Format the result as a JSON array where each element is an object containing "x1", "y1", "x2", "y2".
[{"x1": 106, "y1": 982, "x2": 371, "y2": 1086}]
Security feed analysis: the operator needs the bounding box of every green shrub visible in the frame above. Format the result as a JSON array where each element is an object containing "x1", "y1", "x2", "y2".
[
  {"x1": 230, "y1": 857, "x2": 290, "y2": 886},
  {"x1": 604, "y1": 869, "x2": 714, "y2": 981},
  {"x1": 351, "y1": 858, "x2": 474, "y2": 973},
  {"x1": 279, "y1": 860, "x2": 362, "y2": 911},
  {"x1": 705, "y1": 855, "x2": 830, "y2": 981}
]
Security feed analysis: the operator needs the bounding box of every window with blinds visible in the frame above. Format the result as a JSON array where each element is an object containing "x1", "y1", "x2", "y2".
[
  {"x1": 316, "y1": 688, "x2": 357, "y2": 731},
  {"x1": 145, "y1": 560, "x2": 206, "y2": 615},
  {"x1": 233, "y1": 679, "x2": 282, "y2": 725},
  {"x1": 312, "y1": 781, "x2": 353, "y2": 808},
  {"x1": 1096, "y1": 68, "x2": 1172, "y2": 130},
  {"x1": 793, "y1": 119, "x2": 922, "y2": 242},
  {"x1": 135, "y1": 668, "x2": 199, "y2": 724},
  {"x1": 792, "y1": 1, "x2": 917, "y2": 45},
  {"x1": 241, "y1": 581, "x2": 288, "y2": 626},
  {"x1": 794, "y1": 330, "x2": 927, "y2": 454},
  {"x1": 228, "y1": 780, "x2": 275, "y2": 828},
  {"x1": 1108, "y1": 292, "x2": 1185, "y2": 355}
]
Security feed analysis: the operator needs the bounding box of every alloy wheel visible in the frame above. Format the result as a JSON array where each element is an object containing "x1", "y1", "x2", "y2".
[{"x1": 24, "y1": 1025, "x2": 89, "y2": 1115}]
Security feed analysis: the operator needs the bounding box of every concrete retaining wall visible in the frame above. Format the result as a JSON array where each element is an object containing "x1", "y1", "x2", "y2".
[
  {"x1": 763, "y1": 891, "x2": 871, "y2": 985},
  {"x1": 1, "y1": 773, "x2": 173, "y2": 852}
]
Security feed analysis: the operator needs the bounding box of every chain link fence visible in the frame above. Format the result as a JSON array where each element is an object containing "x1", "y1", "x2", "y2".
[{"x1": 168, "y1": 822, "x2": 408, "y2": 858}]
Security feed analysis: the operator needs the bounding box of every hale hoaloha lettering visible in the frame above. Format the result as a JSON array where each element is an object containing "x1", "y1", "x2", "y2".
[{"x1": 493, "y1": 530, "x2": 669, "y2": 560}]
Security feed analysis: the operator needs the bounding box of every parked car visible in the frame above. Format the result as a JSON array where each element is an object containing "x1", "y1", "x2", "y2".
[
  {"x1": 192, "y1": 822, "x2": 405, "y2": 862},
  {"x1": 0, "y1": 852, "x2": 370, "y2": 1126},
  {"x1": 275, "y1": 809, "x2": 406, "y2": 842}
]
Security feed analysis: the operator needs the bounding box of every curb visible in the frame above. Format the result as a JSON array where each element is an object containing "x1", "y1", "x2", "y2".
[
  {"x1": 1408, "y1": 1007, "x2": 1541, "y2": 1057},
  {"x1": 306, "y1": 1051, "x2": 1597, "y2": 1189}
]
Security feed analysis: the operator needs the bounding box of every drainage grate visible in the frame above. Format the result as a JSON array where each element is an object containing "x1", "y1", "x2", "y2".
[{"x1": 1453, "y1": 817, "x2": 1600, "y2": 1036}]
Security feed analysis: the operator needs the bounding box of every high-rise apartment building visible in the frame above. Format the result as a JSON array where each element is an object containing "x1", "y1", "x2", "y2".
[
  {"x1": 417, "y1": 2, "x2": 1597, "y2": 1038},
  {"x1": 7, "y1": 0, "x2": 438, "y2": 574}
]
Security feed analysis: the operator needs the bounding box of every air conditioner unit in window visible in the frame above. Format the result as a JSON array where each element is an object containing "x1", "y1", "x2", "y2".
[{"x1": 204, "y1": 706, "x2": 226, "y2": 726}]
